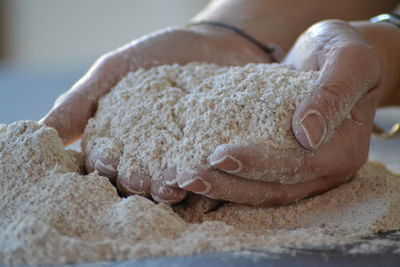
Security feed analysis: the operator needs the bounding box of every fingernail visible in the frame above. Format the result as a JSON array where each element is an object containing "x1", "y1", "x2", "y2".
[
  {"x1": 117, "y1": 179, "x2": 147, "y2": 196},
  {"x1": 178, "y1": 176, "x2": 211, "y2": 194},
  {"x1": 164, "y1": 168, "x2": 178, "y2": 186},
  {"x1": 95, "y1": 159, "x2": 118, "y2": 184},
  {"x1": 95, "y1": 159, "x2": 117, "y2": 174},
  {"x1": 299, "y1": 110, "x2": 326, "y2": 149},
  {"x1": 209, "y1": 155, "x2": 242, "y2": 173},
  {"x1": 165, "y1": 178, "x2": 178, "y2": 186}
]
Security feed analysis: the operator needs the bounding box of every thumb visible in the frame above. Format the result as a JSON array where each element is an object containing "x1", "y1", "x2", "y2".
[
  {"x1": 293, "y1": 42, "x2": 380, "y2": 150},
  {"x1": 40, "y1": 45, "x2": 138, "y2": 145}
]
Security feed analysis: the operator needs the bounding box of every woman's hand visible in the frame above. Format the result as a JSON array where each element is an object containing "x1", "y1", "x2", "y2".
[
  {"x1": 171, "y1": 20, "x2": 400, "y2": 206},
  {"x1": 40, "y1": 26, "x2": 271, "y2": 146},
  {"x1": 40, "y1": 25, "x2": 272, "y2": 204}
]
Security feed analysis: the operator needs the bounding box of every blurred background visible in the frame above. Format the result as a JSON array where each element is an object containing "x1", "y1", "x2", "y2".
[{"x1": 0, "y1": 0, "x2": 208, "y2": 124}]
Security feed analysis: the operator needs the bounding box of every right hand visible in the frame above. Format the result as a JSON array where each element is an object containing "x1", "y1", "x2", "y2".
[
  {"x1": 169, "y1": 20, "x2": 400, "y2": 206},
  {"x1": 40, "y1": 25, "x2": 272, "y2": 204}
]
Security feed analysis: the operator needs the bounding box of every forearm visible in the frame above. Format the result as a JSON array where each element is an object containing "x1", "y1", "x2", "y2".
[{"x1": 193, "y1": 0, "x2": 398, "y2": 51}]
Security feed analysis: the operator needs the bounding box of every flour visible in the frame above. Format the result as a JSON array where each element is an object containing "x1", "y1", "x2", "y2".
[
  {"x1": 82, "y1": 63, "x2": 318, "y2": 184},
  {"x1": 1, "y1": 64, "x2": 400, "y2": 265},
  {"x1": 1, "y1": 122, "x2": 400, "y2": 265},
  {"x1": 348, "y1": 232, "x2": 400, "y2": 254}
]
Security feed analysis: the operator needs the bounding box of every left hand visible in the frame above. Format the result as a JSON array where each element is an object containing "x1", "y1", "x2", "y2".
[
  {"x1": 43, "y1": 25, "x2": 272, "y2": 205},
  {"x1": 167, "y1": 20, "x2": 400, "y2": 206}
]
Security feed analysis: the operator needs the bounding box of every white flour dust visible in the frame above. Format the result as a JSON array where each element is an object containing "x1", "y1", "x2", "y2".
[
  {"x1": 82, "y1": 63, "x2": 318, "y2": 185},
  {"x1": 1, "y1": 63, "x2": 400, "y2": 265}
]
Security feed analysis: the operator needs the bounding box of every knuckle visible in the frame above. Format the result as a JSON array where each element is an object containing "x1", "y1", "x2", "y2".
[
  {"x1": 94, "y1": 52, "x2": 115, "y2": 69},
  {"x1": 318, "y1": 19, "x2": 348, "y2": 28},
  {"x1": 309, "y1": 19, "x2": 348, "y2": 37}
]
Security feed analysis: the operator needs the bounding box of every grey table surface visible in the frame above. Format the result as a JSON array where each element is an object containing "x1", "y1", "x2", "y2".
[
  {"x1": 1, "y1": 65, "x2": 400, "y2": 266},
  {"x1": 45, "y1": 246, "x2": 400, "y2": 267}
]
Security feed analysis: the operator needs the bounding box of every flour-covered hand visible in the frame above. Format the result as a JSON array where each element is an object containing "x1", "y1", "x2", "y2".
[
  {"x1": 41, "y1": 25, "x2": 271, "y2": 204},
  {"x1": 176, "y1": 20, "x2": 400, "y2": 206}
]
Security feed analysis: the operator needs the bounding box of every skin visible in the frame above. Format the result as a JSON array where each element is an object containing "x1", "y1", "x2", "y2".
[
  {"x1": 169, "y1": 20, "x2": 400, "y2": 206},
  {"x1": 41, "y1": 1, "x2": 400, "y2": 206},
  {"x1": 42, "y1": 26, "x2": 273, "y2": 203},
  {"x1": 194, "y1": 0, "x2": 399, "y2": 51}
]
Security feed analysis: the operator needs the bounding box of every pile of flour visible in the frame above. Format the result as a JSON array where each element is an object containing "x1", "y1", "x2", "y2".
[
  {"x1": 1, "y1": 121, "x2": 400, "y2": 265},
  {"x1": 2, "y1": 63, "x2": 400, "y2": 265},
  {"x1": 82, "y1": 63, "x2": 318, "y2": 184}
]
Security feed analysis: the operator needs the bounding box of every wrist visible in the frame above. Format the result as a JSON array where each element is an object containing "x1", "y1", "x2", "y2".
[
  {"x1": 188, "y1": 21, "x2": 284, "y2": 62},
  {"x1": 185, "y1": 23, "x2": 272, "y2": 63},
  {"x1": 351, "y1": 21, "x2": 400, "y2": 107},
  {"x1": 192, "y1": 0, "x2": 399, "y2": 53},
  {"x1": 191, "y1": 0, "x2": 293, "y2": 51}
]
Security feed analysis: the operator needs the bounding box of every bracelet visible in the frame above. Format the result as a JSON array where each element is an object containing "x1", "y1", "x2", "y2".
[
  {"x1": 188, "y1": 20, "x2": 283, "y2": 63},
  {"x1": 370, "y1": 13, "x2": 400, "y2": 28},
  {"x1": 373, "y1": 123, "x2": 400, "y2": 140}
]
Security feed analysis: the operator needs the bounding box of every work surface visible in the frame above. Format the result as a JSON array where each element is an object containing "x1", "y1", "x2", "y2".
[
  {"x1": 1, "y1": 66, "x2": 400, "y2": 266},
  {"x1": 9, "y1": 231, "x2": 400, "y2": 267},
  {"x1": 66, "y1": 237, "x2": 400, "y2": 267},
  {"x1": 59, "y1": 117, "x2": 400, "y2": 265}
]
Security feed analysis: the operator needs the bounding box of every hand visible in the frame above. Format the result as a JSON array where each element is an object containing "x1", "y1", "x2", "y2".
[
  {"x1": 170, "y1": 20, "x2": 400, "y2": 206},
  {"x1": 41, "y1": 25, "x2": 272, "y2": 203},
  {"x1": 41, "y1": 26, "x2": 271, "y2": 145}
]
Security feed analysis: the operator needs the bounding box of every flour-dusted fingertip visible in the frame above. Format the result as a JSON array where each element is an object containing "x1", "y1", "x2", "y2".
[
  {"x1": 95, "y1": 159, "x2": 118, "y2": 177},
  {"x1": 297, "y1": 109, "x2": 326, "y2": 150},
  {"x1": 178, "y1": 176, "x2": 212, "y2": 195},
  {"x1": 163, "y1": 167, "x2": 179, "y2": 187},
  {"x1": 165, "y1": 178, "x2": 178, "y2": 187},
  {"x1": 150, "y1": 183, "x2": 187, "y2": 204},
  {"x1": 209, "y1": 154, "x2": 243, "y2": 173}
]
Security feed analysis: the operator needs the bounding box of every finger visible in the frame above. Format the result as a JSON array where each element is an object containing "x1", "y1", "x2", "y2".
[
  {"x1": 85, "y1": 150, "x2": 119, "y2": 185},
  {"x1": 116, "y1": 172, "x2": 151, "y2": 198},
  {"x1": 292, "y1": 43, "x2": 378, "y2": 150},
  {"x1": 209, "y1": 143, "x2": 312, "y2": 184},
  {"x1": 40, "y1": 45, "x2": 139, "y2": 145},
  {"x1": 84, "y1": 137, "x2": 122, "y2": 185},
  {"x1": 176, "y1": 168, "x2": 350, "y2": 207},
  {"x1": 305, "y1": 87, "x2": 380, "y2": 178},
  {"x1": 164, "y1": 167, "x2": 179, "y2": 188},
  {"x1": 208, "y1": 91, "x2": 378, "y2": 184},
  {"x1": 40, "y1": 90, "x2": 96, "y2": 146},
  {"x1": 177, "y1": 168, "x2": 287, "y2": 205},
  {"x1": 150, "y1": 179, "x2": 187, "y2": 204},
  {"x1": 193, "y1": 87, "x2": 378, "y2": 207},
  {"x1": 287, "y1": 20, "x2": 380, "y2": 150},
  {"x1": 209, "y1": 92, "x2": 375, "y2": 186}
]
